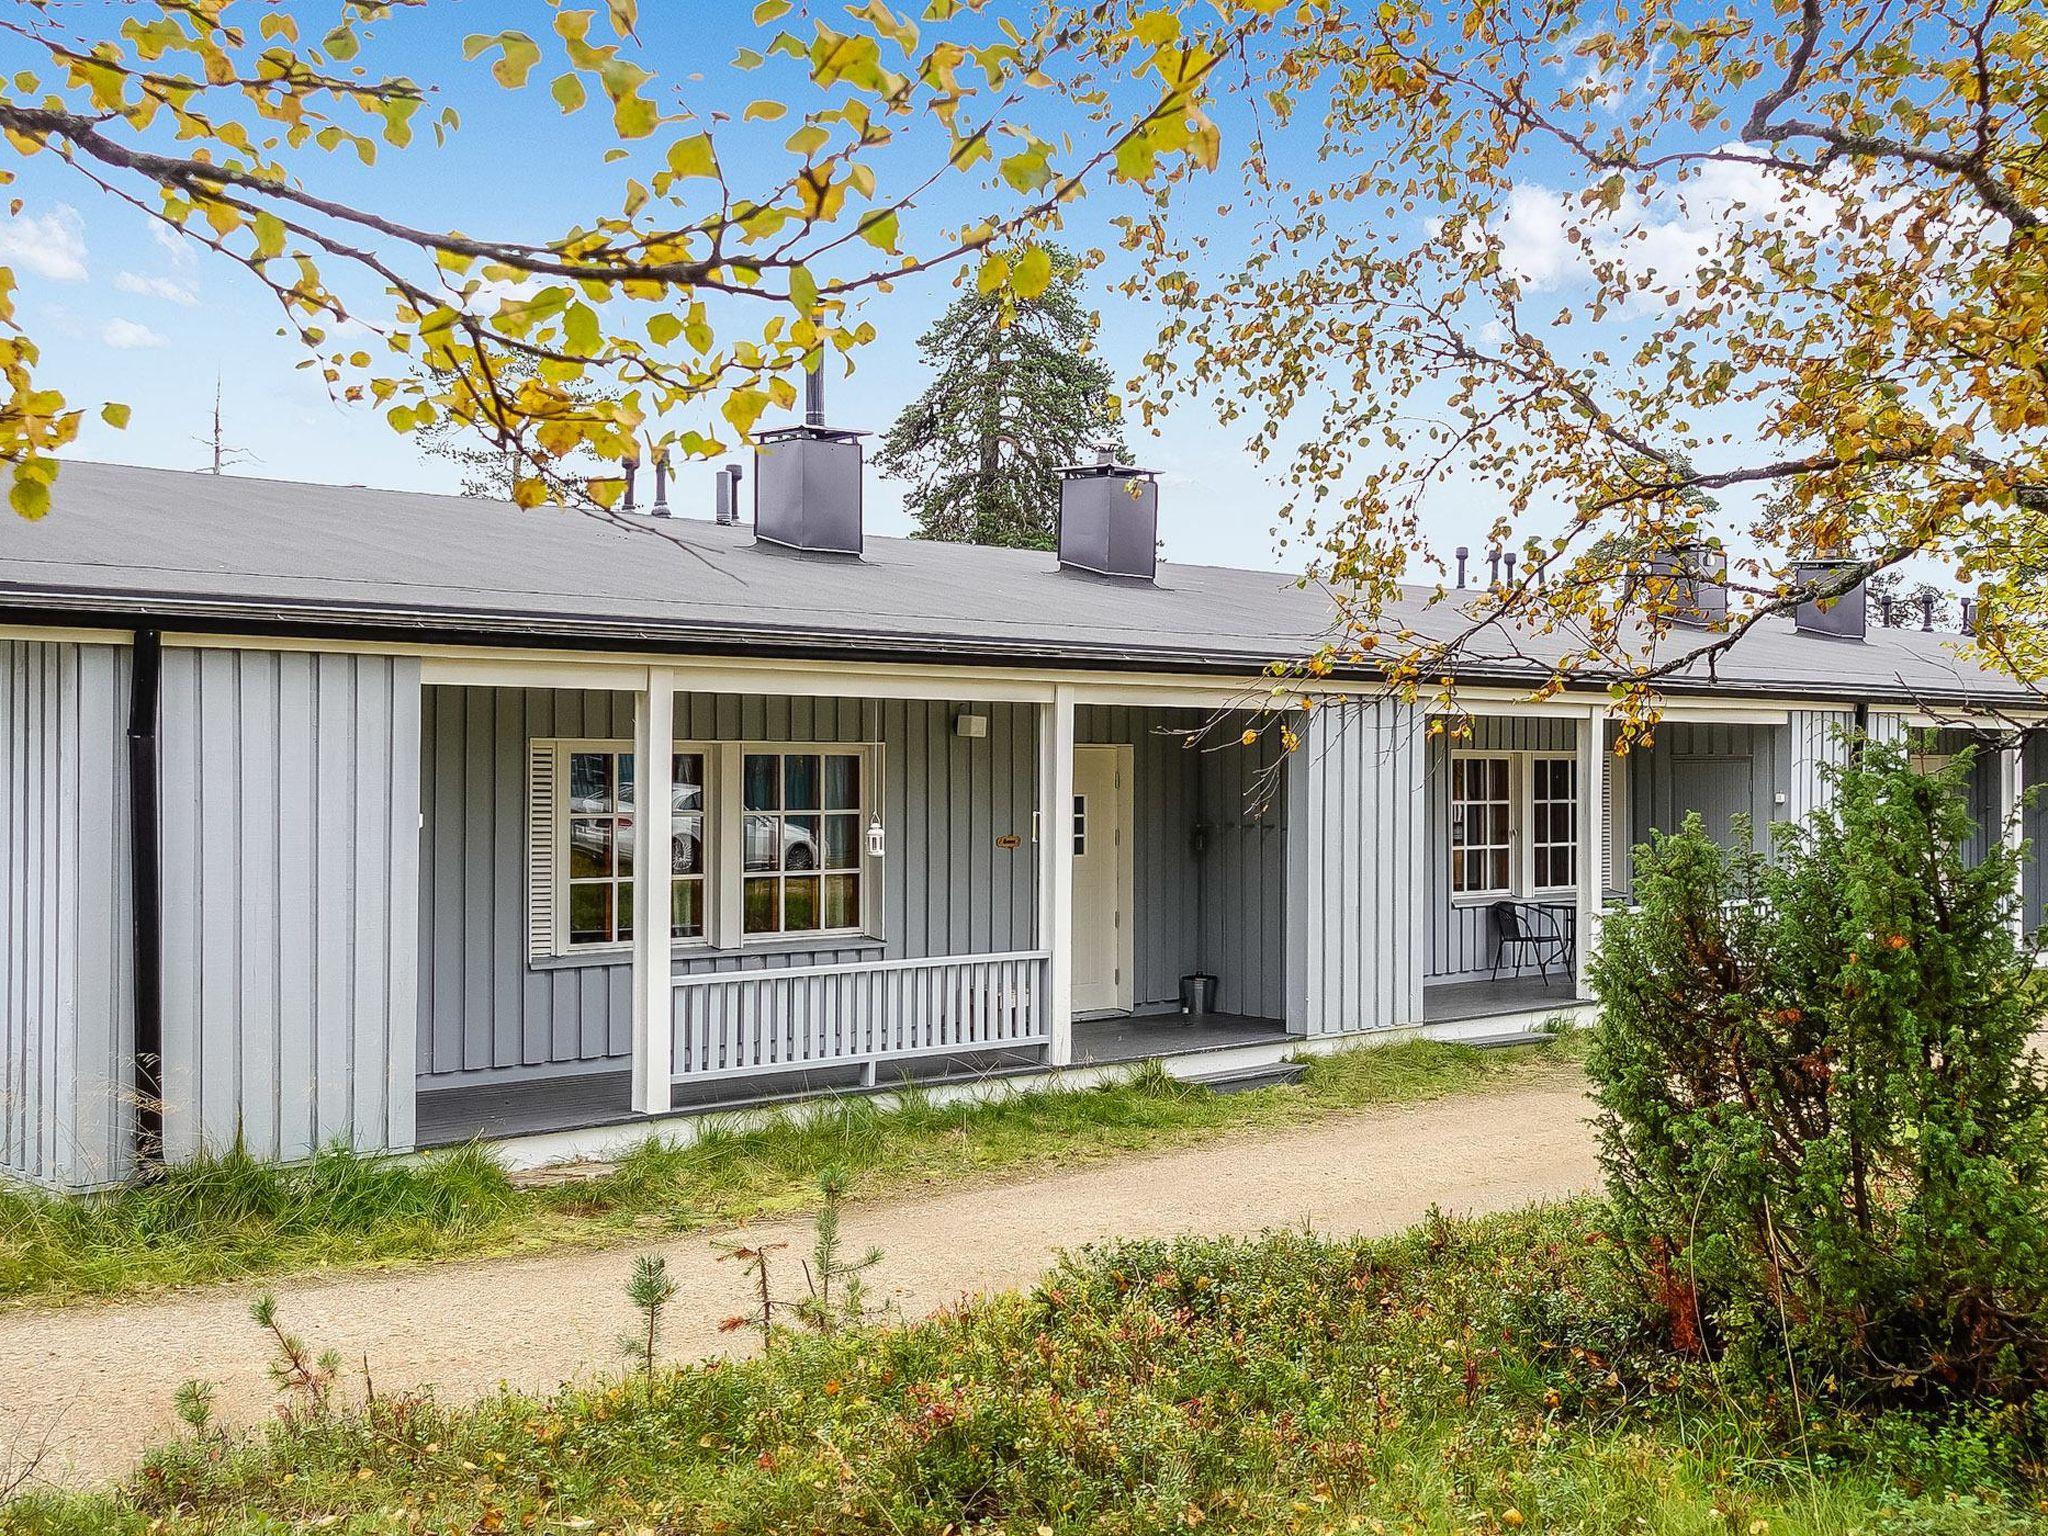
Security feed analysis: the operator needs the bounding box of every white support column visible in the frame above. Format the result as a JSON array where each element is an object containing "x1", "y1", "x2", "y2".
[
  {"x1": 1577, "y1": 702, "x2": 1606, "y2": 996},
  {"x1": 1040, "y1": 684, "x2": 1077, "y2": 1067},
  {"x1": 631, "y1": 667, "x2": 675, "y2": 1114},
  {"x1": 2001, "y1": 741, "x2": 2027, "y2": 940}
]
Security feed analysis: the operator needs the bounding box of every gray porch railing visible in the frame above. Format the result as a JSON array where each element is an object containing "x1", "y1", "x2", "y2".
[{"x1": 670, "y1": 950, "x2": 1053, "y2": 1080}]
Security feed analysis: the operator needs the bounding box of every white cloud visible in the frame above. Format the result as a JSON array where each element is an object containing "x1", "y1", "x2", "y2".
[
  {"x1": 115, "y1": 270, "x2": 198, "y2": 306},
  {"x1": 149, "y1": 221, "x2": 199, "y2": 267},
  {"x1": 1486, "y1": 152, "x2": 1844, "y2": 307},
  {"x1": 0, "y1": 205, "x2": 88, "y2": 283},
  {"x1": 101, "y1": 318, "x2": 168, "y2": 350}
]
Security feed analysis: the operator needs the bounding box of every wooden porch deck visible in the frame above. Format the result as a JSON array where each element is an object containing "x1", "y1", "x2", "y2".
[
  {"x1": 1422, "y1": 974, "x2": 1587, "y2": 1024},
  {"x1": 415, "y1": 1012, "x2": 1290, "y2": 1149}
]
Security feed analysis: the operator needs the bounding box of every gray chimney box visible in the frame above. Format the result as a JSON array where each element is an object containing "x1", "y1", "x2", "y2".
[
  {"x1": 1057, "y1": 457, "x2": 1159, "y2": 581},
  {"x1": 753, "y1": 423, "x2": 866, "y2": 556},
  {"x1": 1646, "y1": 542, "x2": 1728, "y2": 627},
  {"x1": 1792, "y1": 557, "x2": 1868, "y2": 640}
]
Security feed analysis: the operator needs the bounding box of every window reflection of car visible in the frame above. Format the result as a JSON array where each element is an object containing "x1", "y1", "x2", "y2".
[
  {"x1": 569, "y1": 817, "x2": 703, "y2": 875},
  {"x1": 783, "y1": 821, "x2": 818, "y2": 871}
]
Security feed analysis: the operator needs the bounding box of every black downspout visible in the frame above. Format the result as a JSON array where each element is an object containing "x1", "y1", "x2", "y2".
[{"x1": 127, "y1": 630, "x2": 164, "y2": 1174}]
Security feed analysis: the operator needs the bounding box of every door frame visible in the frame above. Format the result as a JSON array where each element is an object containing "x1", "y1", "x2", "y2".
[{"x1": 1071, "y1": 743, "x2": 1136, "y2": 1017}]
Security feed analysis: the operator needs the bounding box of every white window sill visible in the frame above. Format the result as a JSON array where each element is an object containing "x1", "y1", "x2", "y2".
[{"x1": 532, "y1": 933, "x2": 884, "y2": 971}]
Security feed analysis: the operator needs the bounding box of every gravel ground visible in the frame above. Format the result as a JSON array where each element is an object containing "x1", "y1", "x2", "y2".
[{"x1": 0, "y1": 1067, "x2": 1596, "y2": 1490}]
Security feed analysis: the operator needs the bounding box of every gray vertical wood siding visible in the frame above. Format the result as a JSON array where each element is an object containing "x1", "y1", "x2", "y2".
[
  {"x1": 1285, "y1": 699, "x2": 1425, "y2": 1036},
  {"x1": 158, "y1": 650, "x2": 422, "y2": 1163},
  {"x1": 1074, "y1": 705, "x2": 1289, "y2": 1020},
  {"x1": 2026, "y1": 732, "x2": 2045, "y2": 936},
  {"x1": 417, "y1": 689, "x2": 1041, "y2": 1083},
  {"x1": 0, "y1": 641, "x2": 131, "y2": 1190},
  {"x1": 1787, "y1": 709, "x2": 1857, "y2": 822},
  {"x1": 1423, "y1": 714, "x2": 1580, "y2": 983},
  {"x1": 1624, "y1": 722, "x2": 1785, "y2": 856}
]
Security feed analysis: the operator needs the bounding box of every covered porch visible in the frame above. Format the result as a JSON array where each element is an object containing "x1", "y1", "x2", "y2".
[
  {"x1": 416, "y1": 1011, "x2": 1292, "y2": 1147},
  {"x1": 1420, "y1": 703, "x2": 1607, "y2": 1026},
  {"x1": 412, "y1": 660, "x2": 1296, "y2": 1148}
]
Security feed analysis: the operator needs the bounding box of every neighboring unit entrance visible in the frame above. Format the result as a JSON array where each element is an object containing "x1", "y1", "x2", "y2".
[{"x1": 1071, "y1": 744, "x2": 1133, "y2": 1016}]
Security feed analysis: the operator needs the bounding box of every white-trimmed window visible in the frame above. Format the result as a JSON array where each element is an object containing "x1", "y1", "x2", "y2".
[
  {"x1": 1449, "y1": 751, "x2": 1582, "y2": 900},
  {"x1": 563, "y1": 748, "x2": 707, "y2": 947},
  {"x1": 1530, "y1": 757, "x2": 1579, "y2": 892},
  {"x1": 531, "y1": 739, "x2": 876, "y2": 959},
  {"x1": 741, "y1": 749, "x2": 866, "y2": 937},
  {"x1": 1449, "y1": 756, "x2": 1514, "y2": 896}
]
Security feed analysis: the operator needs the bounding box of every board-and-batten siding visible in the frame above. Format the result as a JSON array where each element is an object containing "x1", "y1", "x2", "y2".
[
  {"x1": 2025, "y1": 732, "x2": 2046, "y2": 937},
  {"x1": 1285, "y1": 699, "x2": 1424, "y2": 1036},
  {"x1": 158, "y1": 650, "x2": 422, "y2": 1163},
  {"x1": 1786, "y1": 708, "x2": 1857, "y2": 822},
  {"x1": 0, "y1": 641, "x2": 131, "y2": 1191},
  {"x1": 1624, "y1": 721, "x2": 1785, "y2": 858},
  {"x1": 416, "y1": 689, "x2": 1040, "y2": 1083},
  {"x1": 1075, "y1": 706, "x2": 1289, "y2": 1021},
  {"x1": 1423, "y1": 714, "x2": 1580, "y2": 983}
]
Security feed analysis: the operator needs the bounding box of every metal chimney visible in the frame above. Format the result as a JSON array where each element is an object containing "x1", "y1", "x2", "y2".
[
  {"x1": 1645, "y1": 542, "x2": 1728, "y2": 628},
  {"x1": 1792, "y1": 558, "x2": 1868, "y2": 640},
  {"x1": 621, "y1": 452, "x2": 639, "y2": 513},
  {"x1": 1454, "y1": 546, "x2": 1469, "y2": 589},
  {"x1": 754, "y1": 361, "x2": 866, "y2": 556},
  {"x1": 651, "y1": 451, "x2": 671, "y2": 517},
  {"x1": 1056, "y1": 448, "x2": 1159, "y2": 581},
  {"x1": 805, "y1": 356, "x2": 827, "y2": 428},
  {"x1": 714, "y1": 462, "x2": 744, "y2": 526}
]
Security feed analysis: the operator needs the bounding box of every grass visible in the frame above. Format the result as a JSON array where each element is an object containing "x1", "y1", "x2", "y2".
[
  {"x1": 0, "y1": 1034, "x2": 1578, "y2": 1307},
  {"x1": 8, "y1": 1197, "x2": 2042, "y2": 1534}
]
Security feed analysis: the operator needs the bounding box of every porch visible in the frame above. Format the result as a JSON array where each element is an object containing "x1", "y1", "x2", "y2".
[
  {"x1": 416, "y1": 1011, "x2": 1290, "y2": 1147},
  {"x1": 413, "y1": 667, "x2": 1297, "y2": 1148}
]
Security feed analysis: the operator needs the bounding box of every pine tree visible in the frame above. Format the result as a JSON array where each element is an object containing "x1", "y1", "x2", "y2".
[{"x1": 874, "y1": 248, "x2": 1125, "y2": 549}]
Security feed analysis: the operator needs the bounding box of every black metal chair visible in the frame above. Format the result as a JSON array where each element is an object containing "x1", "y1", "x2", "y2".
[{"x1": 1489, "y1": 900, "x2": 1574, "y2": 984}]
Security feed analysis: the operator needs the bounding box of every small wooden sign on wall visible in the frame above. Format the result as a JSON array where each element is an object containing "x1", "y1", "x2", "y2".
[{"x1": 995, "y1": 834, "x2": 1022, "y2": 850}]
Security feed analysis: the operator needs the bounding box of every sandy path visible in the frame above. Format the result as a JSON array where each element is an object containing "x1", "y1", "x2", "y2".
[{"x1": 0, "y1": 1070, "x2": 1595, "y2": 1489}]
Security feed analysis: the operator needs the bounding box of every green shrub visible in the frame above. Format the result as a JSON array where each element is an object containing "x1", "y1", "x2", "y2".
[{"x1": 1589, "y1": 740, "x2": 2048, "y2": 1402}]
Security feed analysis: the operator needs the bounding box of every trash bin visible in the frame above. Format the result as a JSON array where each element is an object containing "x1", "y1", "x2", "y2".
[{"x1": 1179, "y1": 973, "x2": 1218, "y2": 1018}]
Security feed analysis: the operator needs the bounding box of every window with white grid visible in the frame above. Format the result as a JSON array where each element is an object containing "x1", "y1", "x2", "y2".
[{"x1": 1449, "y1": 755, "x2": 1514, "y2": 896}]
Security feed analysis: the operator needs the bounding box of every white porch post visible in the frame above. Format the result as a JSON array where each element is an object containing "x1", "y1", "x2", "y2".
[
  {"x1": 1041, "y1": 684, "x2": 1077, "y2": 1067},
  {"x1": 2001, "y1": 740, "x2": 2027, "y2": 941},
  {"x1": 1577, "y1": 702, "x2": 1606, "y2": 996},
  {"x1": 631, "y1": 667, "x2": 675, "y2": 1114}
]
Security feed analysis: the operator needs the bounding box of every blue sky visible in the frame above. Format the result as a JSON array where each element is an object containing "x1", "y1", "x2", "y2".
[
  {"x1": 2, "y1": 0, "x2": 1353, "y2": 571},
  {"x1": 0, "y1": 0, "x2": 1818, "y2": 584}
]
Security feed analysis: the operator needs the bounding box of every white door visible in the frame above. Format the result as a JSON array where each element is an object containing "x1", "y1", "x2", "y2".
[{"x1": 1071, "y1": 745, "x2": 1131, "y2": 1015}]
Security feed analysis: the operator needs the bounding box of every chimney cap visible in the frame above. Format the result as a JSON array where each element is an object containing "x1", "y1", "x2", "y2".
[
  {"x1": 758, "y1": 422, "x2": 868, "y2": 446},
  {"x1": 1055, "y1": 458, "x2": 1157, "y2": 479}
]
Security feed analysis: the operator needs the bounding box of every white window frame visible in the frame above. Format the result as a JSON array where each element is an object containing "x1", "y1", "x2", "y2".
[
  {"x1": 1528, "y1": 755, "x2": 1580, "y2": 897},
  {"x1": 1449, "y1": 749, "x2": 1583, "y2": 904},
  {"x1": 534, "y1": 737, "x2": 882, "y2": 961},
  {"x1": 549, "y1": 738, "x2": 717, "y2": 958},
  {"x1": 737, "y1": 744, "x2": 876, "y2": 944},
  {"x1": 1449, "y1": 753, "x2": 1516, "y2": 899}
]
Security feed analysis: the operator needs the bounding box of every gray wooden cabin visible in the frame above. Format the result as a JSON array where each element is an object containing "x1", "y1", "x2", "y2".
[{"x1": 2, "y1": 457, "x2": 2040, "y2": 1189}]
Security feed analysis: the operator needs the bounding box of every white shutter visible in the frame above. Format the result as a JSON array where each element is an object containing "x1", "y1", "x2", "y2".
[
  {"x1": 1600, "y1": 751, "x2": 1626, "y2": 893},
  {"x1": 527, "y1": 740, "x2": 558, "y2": 961}
]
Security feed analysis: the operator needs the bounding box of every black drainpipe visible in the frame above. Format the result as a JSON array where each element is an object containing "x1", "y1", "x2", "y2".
[{"x1": 127, "y1": 630, "x2": 164, "y2": 1174}]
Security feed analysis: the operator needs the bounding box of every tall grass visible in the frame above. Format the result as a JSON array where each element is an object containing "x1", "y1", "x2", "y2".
[
  {"x1": 9, "y1": 1198, "x2": 2035, "y2": 1534},
  {"x1": 0, "y1": 1036, "x2": 1574, "y2": 1306},
  {"x1": 0, "y1": 1143, "x2": 518, "y2": 1299}
]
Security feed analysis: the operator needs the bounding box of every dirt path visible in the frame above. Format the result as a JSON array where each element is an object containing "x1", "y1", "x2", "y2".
[{"x1": 1, "y1": 1070, "x2": 1596, "y2": 1490}]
